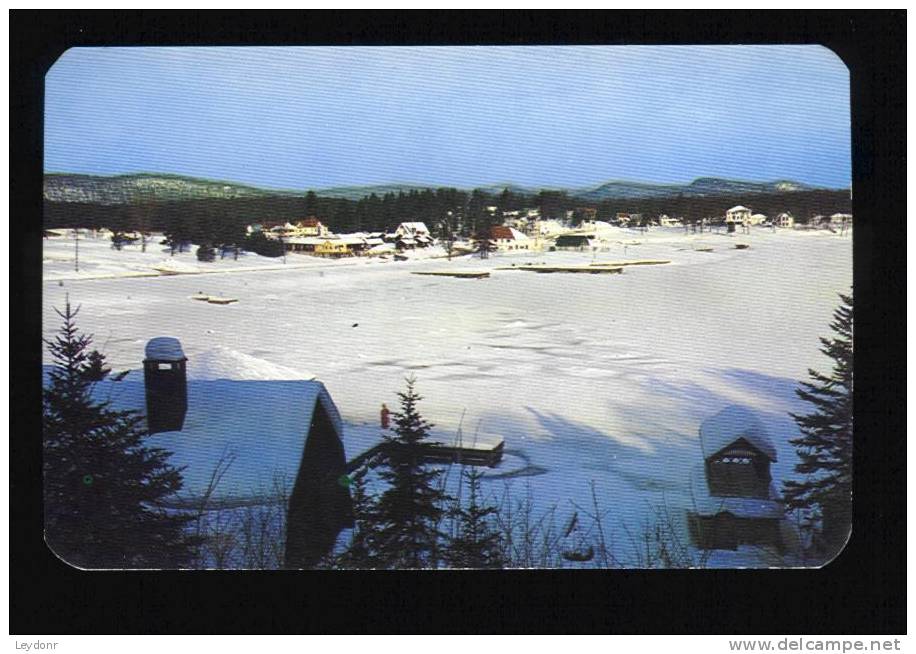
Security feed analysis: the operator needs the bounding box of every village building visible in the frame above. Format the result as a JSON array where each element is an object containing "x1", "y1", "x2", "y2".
[
  {"x1": 553, "y1": 233, "x2": 595, "y2": 251},
  {"x1": 490, "y1": 226, "x2": 532, "y2": 252},
  {"x1": 75, "y1": 338, "x2": 353, "y2": 568},
  {"x1": 750, "y1": 213, "x2": 768, "y2": 226},
  {"x1": 830, "y1": 213, "x2": 853, "y2": 226},
  {"x1": 394, "y1": 222, "x2": 431, "y2": 239},
  {"x1": 658, "y1": 215, "x2": 682, "y2": 227},
  {"x1": 575, "y1": 207, "x2": 598, "y2": 223},
  {"x1": 314, "y1": 236, "x2": 369, "y2": 257},
  {"x1": 687, "y1": 406, "x2": 784, "y2": 552},
  {"x1": 284, "y1": 236, "x2": 324, "y2": 254},
  {"x1": 508, "y1": 217, "x2": 530, "y2": 232},
  {"x1": 268, "y1": 222, "x2": 299, "y2": 238},
  {"x1": 293, "y1": 217, "x2": 330, "y2": 238},
  {"x1": 725, "y1": 206, "x2": 752, "y2": 225},
  {"x1": 775, "y1": 212, "x2": 795, "y2": 228}
]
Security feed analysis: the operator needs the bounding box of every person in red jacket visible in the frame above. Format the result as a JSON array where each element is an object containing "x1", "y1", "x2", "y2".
[{"x1": 380, "y1": 403, "x2": 390, "y2": 430}]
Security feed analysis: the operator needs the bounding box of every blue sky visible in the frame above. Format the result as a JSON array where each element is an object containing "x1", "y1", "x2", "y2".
[{"x1": 45, "y1": 46, "x2": 850, "y2": 190}]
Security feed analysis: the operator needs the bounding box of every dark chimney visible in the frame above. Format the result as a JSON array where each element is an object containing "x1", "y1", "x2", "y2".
[{"x1": 143, "y1": 337, "x2": 188, "y2": 434}]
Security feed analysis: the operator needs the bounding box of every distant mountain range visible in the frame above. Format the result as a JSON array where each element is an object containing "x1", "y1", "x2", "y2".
[{"x1": 44, "y1": 172, "x2": 833, "y2": 205}]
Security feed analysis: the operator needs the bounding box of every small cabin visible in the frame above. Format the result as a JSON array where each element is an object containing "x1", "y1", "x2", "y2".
[{"x1": 688, "y1": 405, "x2": 783, "y2": 552}]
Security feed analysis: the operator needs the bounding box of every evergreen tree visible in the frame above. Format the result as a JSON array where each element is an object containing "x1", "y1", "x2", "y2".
[
  {"x1": 372, "y1": 376, "x2": 450, "y2": 568},
  {"x1": 304, "y1": 190, "x2": 318, "y2": 217},
  {"x1": 783, "y1": 291, "x2": 853, "y2": 560},
  {"x1": 43, "y1": 301, "x2": 200, "y2": 568},
  {"x1": 438, "y1": 213, "x2": 457, "y2": 260},
  {"x1": 446, "y1": 467, "x2": 503, "y2": 568},
  {"x1": 335, "y1": 464, "x2": 378, "y2": 568},
  {"x1": 474, "y1": 211, "x2": 496, "y2": 259}
]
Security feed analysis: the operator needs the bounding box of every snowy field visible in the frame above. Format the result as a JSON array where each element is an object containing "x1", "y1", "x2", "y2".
[{"x1": 42, "y1": 228, "x2": 852, "y2": 567}]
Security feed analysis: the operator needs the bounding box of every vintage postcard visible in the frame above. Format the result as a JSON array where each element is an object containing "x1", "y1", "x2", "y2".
[{"x1": 42, "y1": 45, "x2": 852, "y2": 569}]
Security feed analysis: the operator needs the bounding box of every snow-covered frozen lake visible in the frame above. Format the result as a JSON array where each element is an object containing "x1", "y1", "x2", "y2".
[{"x1": 43, "y1": 227, "x2": 852, "y2": 566}]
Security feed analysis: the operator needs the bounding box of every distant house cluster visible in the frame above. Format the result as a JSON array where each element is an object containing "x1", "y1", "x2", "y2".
[{"x1": 247, "y1": 219, "x2": 437, "y2": 258}]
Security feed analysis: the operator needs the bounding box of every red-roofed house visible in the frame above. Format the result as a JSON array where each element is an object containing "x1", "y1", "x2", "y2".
[{"x1": 490, "y1": 226, "x2": 532, "y2": 252}]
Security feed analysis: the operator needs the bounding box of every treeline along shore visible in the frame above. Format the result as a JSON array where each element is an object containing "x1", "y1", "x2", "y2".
[{"x1": 45, "y1": 185, "x2": 852, "y2": 238}]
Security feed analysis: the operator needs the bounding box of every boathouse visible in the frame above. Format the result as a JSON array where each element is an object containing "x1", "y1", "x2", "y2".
[{"x1": 687, "y1": 406, "x2": 784, "y2": 551}]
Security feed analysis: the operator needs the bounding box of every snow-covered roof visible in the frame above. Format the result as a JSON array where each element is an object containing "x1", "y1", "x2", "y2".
[
  {"x1": 144, "y1": 337, "x2": 187, "y2": 361},
  {"x1": 78, "y1": 369, "x2": 343, "y2": 503},
  {"x1": 727, "y1": 206, "x2": 750, "y2": 213},
  {"x1": 699, "y1": 405, "x2": 777, "y2": 462},
  {"x1": 335, "y1": 236, "x2": 370, "y2": 246},
  {"x1": 491, "y1": 226, "x2": 528, "y2": 241},
  {"x1": 285, "y1": 236, "x2": 325, "y2": 245},
  {"x1": 397, "y1": 222, "x2": 430, "y2": 234},
  {"x1": 367, "y1": 243, "x2": 396, "y2": 253}
]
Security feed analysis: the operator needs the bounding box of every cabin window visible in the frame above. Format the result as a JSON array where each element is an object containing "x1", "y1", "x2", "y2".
[{"x1": 157, "y1": 362, "x2": 173, "y2": 371}]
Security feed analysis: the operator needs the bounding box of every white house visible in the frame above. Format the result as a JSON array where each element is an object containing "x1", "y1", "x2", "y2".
[
  {"x1": 775, "y1": 212, "x2": 795, "y2": 228},
  {"x1": 725, "y1": 206, "x2": 752, "y2": 224},
  {"x1": 658, "y1": 215, "x2": 682, "y2": 227},
  {"x1": 490, "y1": 226, "x2": 532, "y2": 252},
  {"x1": 394, "y1": 222, "x2": 431, "y2": 239},
  {"x1": 294, "y1": 217, "x2": 330, "y2": 238},
  {"x1": 750, "y1": 213, "x2": 767, "y2": 226},
  {"x1": 830, "y1": 213, "x2": 852, "y2": 226}
]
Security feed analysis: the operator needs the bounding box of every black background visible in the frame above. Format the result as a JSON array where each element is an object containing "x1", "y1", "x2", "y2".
[{"x1": 10, "y1": 10, "x2": 906, "y2": 634}]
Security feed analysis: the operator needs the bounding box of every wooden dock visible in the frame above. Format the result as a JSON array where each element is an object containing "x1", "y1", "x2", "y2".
[
  {"x1": 588, "y1": 259, "x2": 670, "y2": 267},
  {"x1": 411, "y1": 270, "x2": 491, "y2": 279},
  {"x1": 513, "y1": 265, "x2": 623, "y2": 274},
  {"x1": 346, "y1": 440, "x2": 504, "y2": 473}
]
